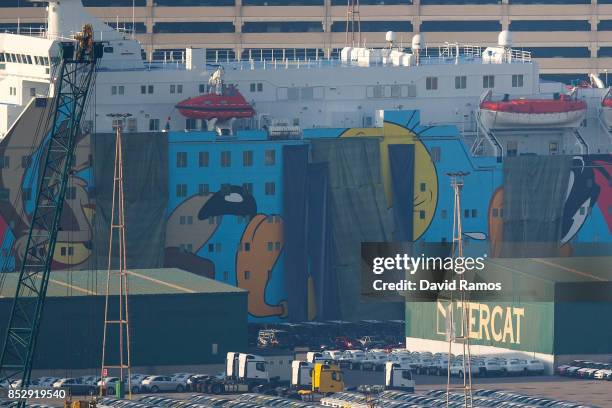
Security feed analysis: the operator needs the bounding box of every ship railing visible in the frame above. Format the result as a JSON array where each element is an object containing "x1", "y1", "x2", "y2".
[
  {"x1": 506, "y1": 48, "x2": 532, "y2": 63},
  {"x1": 0, "y1": 26, "x2": 46, "y2": 37}
]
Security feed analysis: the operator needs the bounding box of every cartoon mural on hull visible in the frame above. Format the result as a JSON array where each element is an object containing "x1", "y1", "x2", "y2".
[
  {"x1": 0, "y1": 100, "x2": 94, "y2": 272},
  {"x1": 165, "y1": 185, "x2": 287, "y2": 319}
]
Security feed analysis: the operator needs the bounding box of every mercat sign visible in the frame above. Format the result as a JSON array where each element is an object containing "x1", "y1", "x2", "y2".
[
  {"x1": 436, "y1": 300, "x2": 525, "y2": 344},
  {"x1": 405, "y1": 301, "x2": 554, "y2": 354}
]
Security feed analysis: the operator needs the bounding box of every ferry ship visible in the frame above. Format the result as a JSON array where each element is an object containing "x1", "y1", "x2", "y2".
[
  {"x1": 0, "y1": 0, "x2": 610, "y2": 324},
  {"x1": 1, "y1": 0, "x2": 611, "y2": 155}
]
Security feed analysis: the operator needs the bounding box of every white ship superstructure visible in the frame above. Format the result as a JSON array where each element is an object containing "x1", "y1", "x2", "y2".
[{"x1": 0, "y1": 0, "x2": 610, "y2": 157}]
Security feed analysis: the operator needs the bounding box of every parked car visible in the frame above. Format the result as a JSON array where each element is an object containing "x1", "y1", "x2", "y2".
[
  {"x1": 140, "y1": 376, "x2": 183, "y2": 393},
  {"x1": 97, "y1": 377, "x2": 120, "y2": 395},
  {"x1": 566, "y1": 360, "x2": 589, "y2": 377},
  {"x1": 449, "y1": 360, "x2": 480, "y2": 378},
  {"x1": 52, "y1": 378, "x2": 95, "y2": 395},
  {"x1": 321, "y1": 350, "x2": 343, "y2": 363},
  {"x1": 593, "y1": 364, "x2": 612, "y2": 380},
  {"x1": 501, "y1": 359, "x2": 528, "y2": 376},
  {"x1": 479, "y1": 358, "x2": 503, "y2": 376},
  {"x1": 525, "y1": 359, "x2": 545, "y2": 375},
  {"x1": 338, "y1": 349, "x2": 366, "y2": 369},
  {"x1": 129, "y1": 374, "x2": 148, "y2": 393}
]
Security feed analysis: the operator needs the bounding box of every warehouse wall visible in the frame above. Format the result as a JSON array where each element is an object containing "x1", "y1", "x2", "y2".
[{"x1": 0, "y1": 292, "x2": 247, "y2": 369}]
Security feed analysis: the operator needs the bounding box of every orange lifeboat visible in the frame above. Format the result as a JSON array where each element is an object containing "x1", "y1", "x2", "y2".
[
  {"x1": 176, "y1": 85, "x2": 255, "y2": 121},
  {"x1": 479, "y1": 93, "x2": 587, "y2": 130}
]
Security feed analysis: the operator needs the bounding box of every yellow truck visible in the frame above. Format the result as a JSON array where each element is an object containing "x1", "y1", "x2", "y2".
[{"x1": 297, "y1": 362, "x2": 344, "y2": 400}]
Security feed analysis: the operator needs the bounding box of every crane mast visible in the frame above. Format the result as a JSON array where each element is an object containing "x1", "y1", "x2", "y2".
[{"x1": 0, "y1": 25, "x2": 102, "y2": 405}]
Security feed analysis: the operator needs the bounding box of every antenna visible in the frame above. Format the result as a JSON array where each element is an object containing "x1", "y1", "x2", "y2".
[
  {"x1": 445, "y1": 171, "x2": 473, "y2": 408},
  {"x1": 132, "y1": 0, "x2": 135, "y2": 40},
  {"x1": 101, "y1": 113, "x2": 133, "y2": 399},
  {"x1": 345, "y1": 0, "x2": 361, "y2": 48}
]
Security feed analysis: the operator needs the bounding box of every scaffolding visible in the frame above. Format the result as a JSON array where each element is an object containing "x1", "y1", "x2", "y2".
[
  {"x1": 445, "y1": 171, "x2": 473, "y2": 408},
  {"x1": 100, "y1": 113, "x2": 133, "y2": 398}
]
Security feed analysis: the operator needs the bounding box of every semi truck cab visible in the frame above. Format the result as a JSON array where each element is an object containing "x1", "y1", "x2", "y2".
[
  {"x1": 384, "y1": 362, "x2": 415, "y2": 392},
  {"x1": 291, "y1": 361, "x2": 313, "y2": 389}
]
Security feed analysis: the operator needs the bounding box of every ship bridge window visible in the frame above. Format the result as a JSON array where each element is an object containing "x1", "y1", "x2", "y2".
[
  {"x1": 331, "y1": 0, "x2": 411, "y2": 4},
  {"x1": 509, "y1": 20, "x2": 590, "y2": 32},
  {"x1": 82, "y1": 0, "x2": 146, "y2": 6},
  {"x1": 103, "y1": 46, "x2": 114, "y2": 54},
  {"x1": 509, "y1": 0, "x2": 589, "y2": 4},
  {"x1": 153, "y1": 22, "x2": 235, "y2": 34},
  {"x1": 426, "y1": 77, "x2": 438, "y2": 90},
  {"x1": 483, "y1": 75, "x2": 495, "y2": 89},
  {"x1": 599, "y1": 47, "x2": 612, "y2": 58},
  {"x1": 520, "y1": 47, "x2": 590, "y2": 58},
  {"x1": 420, "y1": 20, "x2": 501, "y2": 32},
  {"x1": 331, "y1": 21, "x2": 413, "y2": 33},
  {"x1": 512, "y1": 74, "x2": 524, "y2": 88},
  {"x1": 244, "y1": 0, "x2": 322, "y2": 4},
  {"x1": 104, "y1": 22, "x2": 147, "y2": 34},
  {"x1": 206, "y1": 48, "x2": 236, "y2": 61},
  {"x1": 420, "y1": 0, "x2": 495, "y2": 3},
  {"x1": 149, "y1": 118, "x2": 160, "y2": 131},
  {"x1": 155, "y1": 0, "x2": 234, "y2": 5},
  {"x1": 242, "y1": 21, "x2": 323, "y2": 33},
  {"x1": 152, "y1": 49, "x2": 186, "y2": 61},
  {"x1": 598, "y1": 20, "x2": 612, "y2": 31}
]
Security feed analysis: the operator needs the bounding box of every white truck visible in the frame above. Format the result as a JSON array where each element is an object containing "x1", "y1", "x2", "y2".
[
  {"x1": 384, "y1": 362, "x2": 415, "y2": 392},
  {"x1": 201, "y1": 352, "x2": 289, "y2": 394},
  {"x1": 291, "y1": 360, "x2": 313, "y2": 390}
]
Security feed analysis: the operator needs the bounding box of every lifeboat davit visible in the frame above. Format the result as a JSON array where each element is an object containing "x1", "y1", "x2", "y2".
[
  {"x1": 175, "y1": 85, "x2": 255, "y2": 121},
  {"x1": 479, "y1": 94, "x2": 587, "y2": 130},
  {"x1": 601, "y1": 90, "x2": 612, "y2": 129}
]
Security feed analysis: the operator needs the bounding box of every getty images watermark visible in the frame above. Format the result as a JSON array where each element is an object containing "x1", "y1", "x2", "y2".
[{"x1": 370, "y1": 253, "x2": 502, "y2": 293}]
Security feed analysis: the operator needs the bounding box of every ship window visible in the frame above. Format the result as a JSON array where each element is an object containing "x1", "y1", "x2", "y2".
[
  {"x1": 22, "y1": 188, "x2": 31, "y2": 201},
  {"x1": 242, "y1": 21, "x2": 323, "y2": 33},
  {"x1": 118, "y1": 86, "x2": 124, "y2": 95},
  {"x1": 215, "y1": 243, "x2": 222, "y2": 252},
  {"x1": 244, "y1": 270, "x2": 251, "y2": 280},
  {"x1": 177, "y1": 84, "x2": 183, "y2": 94},
  {"x1": 170, "y1": 84, "x2": 176, "y2": 94},
  {"x1": 199, "y1": 84, "x2": 206, "y2": 93},
  {"x1": 16, "y1": 54, "x2": 23, "y2": 63},
  {"x1": 519, "y1": 47, "x2": 590, "y2": 58},
  {"x1": 221, "y1": 151, "x2": 232, "y2": 167},
  {"x1": 507, "y1": 141, "x2": 518, "y2": 157},
  {"x1": 331, "y1": 20, "x2": 413, "y2": 33},
  {"x1": 426, "y1": 77, "x2": 438, "y2": 90},
  {"x1": 483, "y1": 75, "x2": 495, "y2": 89},
  {"x1": 21, "y1": 155, "x2": 31, "y2": 168},
  {"x1": 127, "y1": 118, "x2": 137, "y2": 132},
  {"x1": 154, "y1": 22, "x2": 235, "y2": 34},
  {"x1": 265, "y1": 182, "x2": 276, "y2": 196},
  {"x1": 0, "y1": 156, "x2": 9, "y2": 169},
  {"x1": 419, "y1": 210, "x2": 426, "y2": 219},
  {"x1": 257, "y1": 83, "x2": 263, "y2": 92},
  {"x1": 186, "y1": 118, "x2": 197, "y2": 130},
  {"x1": 492, "y1": 208, "x2": 499, "y2": 218},
  {"x1": 267, "y1": 242, "x2": 273, "y2": 251},
  {"x1": 441, "y1": 209, "x2": 447, "y2": 219},
  {"x1": 0, "y1": 188, "x2": 9, "y2": 201},
  {"x1": 420, "y1": 182, "x2": 426, "y2": 192},
  {"x1": 112, "y1": 86, "x2": 117, "y2": 95},
  {"x1": 141, "y1": 85, "x2": 146, "y2": 94},
  {"x1": 464, "y1": 209, "x2": 470, "y2": 218},
  {"x1": 199, "y1": 151, "x2": 209, "y2": 167},
  {"x1": 250, "y1": 83, "x2": 256, "y2": 92},
  {"x1": 199, "y1": 184, "x2": 209, "y2": 195},
  {"x1": 512, "y1": 74, "x2": 524, "y2": 88},
  {"x1": 275, "y1": 242, "x2": 281, "y2": 250},
  {"x1": 208, "y1": 243, "x2": 214, "y2": 252},
  {"x1": 243, "y1": 150, "x2": 253, "y2": 167},
  {"x1": 431, "y1": 146, "x2": 441, "y2": 162},
  {"x1": 391, "y1": 85, "x2": 401, "y2": 97},
  {"x1": 472, "y1": 209, "x2": 477, "y2": 218},
  {"x1": 66, "y1": 186, "x2": 77, "y2": 200},
  {"x1": 148, "y1": 85, "x2": 154, "y2": 94},
  {"x1": 549, "y1": 142, "x2": 559, "y2": 155},
  {"x1": 176, "y1": 152, "x2": 188, "y2": 168},
  {"x1": 420, "y1": 20, "x2": 501, "y2": 32},
  {"x1": 104, "y1": 46, "x2": 114, "y2": 54},
  {"x1": 265, "y1": 149, "x2": 276, "y2": 166},
  {"x1": 455, "y1": 76, "x2": 467, "y2": 89},
  {"x1": 149, "y1": 118, "x2": 160, "y2": 131},
  {"x1": 176, "y1": 184, "x2": 188, "y2": 197},
  {"x1": 510, "y1": 20, "x2": 590, "y2": 32}
]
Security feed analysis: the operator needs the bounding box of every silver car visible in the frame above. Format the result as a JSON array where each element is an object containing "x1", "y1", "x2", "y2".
[{"x1": 140, "y1": 375, "x2": 183, "y2": 393}]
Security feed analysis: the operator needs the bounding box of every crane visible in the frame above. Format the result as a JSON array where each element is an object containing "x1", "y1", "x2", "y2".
[{"x1": 0, "y1": 25, "x2": 102, "y2": 405}]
